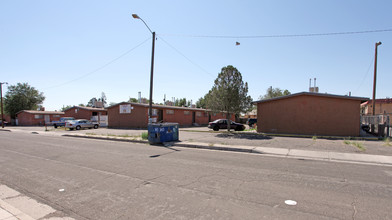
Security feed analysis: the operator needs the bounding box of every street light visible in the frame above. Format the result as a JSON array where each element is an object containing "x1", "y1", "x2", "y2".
[
  {"x1": 1, "y1": 82, "x2": 8, "y2": 128},
  {"x1": 132, "y1": 13, "x2": 155, "y2": 123},
  {"x1": 372, "y1": 42, "x2": 382, "y2": 116}
]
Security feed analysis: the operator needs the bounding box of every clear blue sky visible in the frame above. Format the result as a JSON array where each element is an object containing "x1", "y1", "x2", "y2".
[{"x1": 1, "y1": 0, "x2": 391, "y2": 111}]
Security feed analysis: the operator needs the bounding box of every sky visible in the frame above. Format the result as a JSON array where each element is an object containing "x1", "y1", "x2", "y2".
[{"x1": 1, "y1": 0, "x2": 391, "y2": 111}]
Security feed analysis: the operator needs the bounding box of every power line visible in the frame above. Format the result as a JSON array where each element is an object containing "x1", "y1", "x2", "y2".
[
  {"x1": 43, "y1": 37, "x2": 151, "y2": 90},
  {"x1": 161, "y1": 28, "x2": 392, "y2": 39},
  {"x1": 158, "y1": 35, "x2": 215, "y2": 78},
  {"x1": 353, "y1": 56, "x2": 375, "y2": 94}
]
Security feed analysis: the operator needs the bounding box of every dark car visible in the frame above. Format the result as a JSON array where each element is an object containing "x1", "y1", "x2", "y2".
[
  {"x1": 208, "y1": 119, "x2": 245, "y2": 131},
  {"x1": 246, "y1": 118, "x2": 257, "y2": 128}
]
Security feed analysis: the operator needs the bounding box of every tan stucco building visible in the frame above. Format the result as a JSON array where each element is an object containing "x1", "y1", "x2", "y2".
[{"x1": 253, "y1": 92, "x2": 368, "y2": 137}]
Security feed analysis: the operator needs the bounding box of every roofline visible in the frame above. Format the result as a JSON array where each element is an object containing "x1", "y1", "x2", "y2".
[
  {"x1": 16, "y1": 110, "x2": 65, "y2": 115},
  {"x1": 106, "y1": 102, "x2": 218, "y2": 112},
  {"x1": 64, "y1": 105, "x2": 107, "y2": 112},
  {"x1": 252, "y1": 92, "x2": 369, "y2": 104}
]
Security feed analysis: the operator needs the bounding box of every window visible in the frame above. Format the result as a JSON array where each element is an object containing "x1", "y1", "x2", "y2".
[
  {"x1": 152, "y1": 109, "x2": 158, "y2": 116},
  {"x1": 184, "y1": 111, "x2": 190, "y2": 115},
  {"x1": 196, "y1": 112, "x2": 202, "y2": 117},
  {"x1": 166, "y1": 110, "x2": 174, "y2": 115},
  {"x1": 34, "y1": 114, "x2": 43, "y2": 119}
]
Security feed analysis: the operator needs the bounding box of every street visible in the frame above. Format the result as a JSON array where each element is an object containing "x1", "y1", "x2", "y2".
[{"x1": 1, "y1": 131, "x2": 392, "y2": 219}]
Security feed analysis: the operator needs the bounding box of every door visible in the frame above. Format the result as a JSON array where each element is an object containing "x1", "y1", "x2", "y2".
[
  {"x1": 44, "y1": 115, "x2": 50, "y2": 125},
  {"x1": 192, "y1": 112, "x2": 196, "y2": 124},
  {"x1": 158, "y1": 110, "x2": 163, "y2": 122}
]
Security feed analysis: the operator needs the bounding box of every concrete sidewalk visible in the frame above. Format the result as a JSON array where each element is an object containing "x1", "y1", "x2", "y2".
[{"x1": 63, "y1": 131, "x2": 392, "y2": 166}]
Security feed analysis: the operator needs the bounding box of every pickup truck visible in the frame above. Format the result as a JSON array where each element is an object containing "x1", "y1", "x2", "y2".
[{"x1": 50, "y1": 117, "x2": 75, "y2": 128}]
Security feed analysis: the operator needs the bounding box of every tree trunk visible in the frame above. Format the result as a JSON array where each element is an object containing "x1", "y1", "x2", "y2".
[{"x1": 227, "y1": 113, "x2": 231, "y2": 132}]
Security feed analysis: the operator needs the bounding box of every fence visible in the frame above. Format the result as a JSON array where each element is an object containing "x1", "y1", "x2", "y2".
[
  {"x1": 361, "y1": 114, "x2": 391, "y2": 137},
  {"x1": 91, "y1": 115, "x2": 108, "y2": 127}
]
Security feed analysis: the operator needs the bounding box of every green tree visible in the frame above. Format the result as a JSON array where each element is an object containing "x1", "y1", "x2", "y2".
[
  {"x1": 60, "y1": 105, "x2": 73, "y2": 112},
  {"x1": 129, "y1": 97, "x2": 138, "y2": 103},
  {"x1": 4, "y1": 83, "x2": 45, "y2": 119},
  {"x1": 259, "y1": 86, "x2": 291, "y2": 100},
  {"x1": 206, "y1": 65, "x2": 252, "y2": 131},
  {"x1": 87, "y1": 97, "x2": 97, "y2": 107}
]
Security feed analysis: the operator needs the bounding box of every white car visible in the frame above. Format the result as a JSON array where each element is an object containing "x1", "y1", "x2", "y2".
[{"x1": 65, "y1": 119, "x2": 99, "y2": 130}]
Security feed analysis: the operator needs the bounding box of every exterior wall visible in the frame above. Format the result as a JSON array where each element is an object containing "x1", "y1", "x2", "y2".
[
  {"x1": 107, "y1": 103, "x2": 236, "y2": 128},
  {"x1": 257, "y1": 95, "x2": 361, "y2": 136},
  {"x1": 64, "y1": 107, "x2": 107, "y2": 120},
  {"x1": 108, "y1": 104, "x2": 148, "y2": 128},
  {"x1": 362, "y1": 102, "x2": 392, "y2": 115},
  {"x1": 17, "y1": 112, "x2": 63, "y2": 126},
  {"x1": 210, "y1": 112, "x2": 235, "y2": 122}
]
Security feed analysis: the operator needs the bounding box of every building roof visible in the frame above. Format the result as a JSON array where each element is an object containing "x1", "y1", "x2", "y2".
[
  {"x1": 107, "y1": 102, "x2": 211, "y2": 112},
  {"x1": 16, "y1": 110, "x2": 65, "y2": 115},
  {"x1": 361, "y1": 98, "x2": 392, "y2": 106},
  {"x1": 253, "y1": 92, "x2": 369, "y2": 104},
  {"x1": 64, "y1": 106, "x2": 107, "y2": 112}
]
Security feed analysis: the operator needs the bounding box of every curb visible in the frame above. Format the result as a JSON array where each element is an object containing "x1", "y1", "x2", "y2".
[{"x1": 62, "y1": 134, "x2": 392, "y2": 166}]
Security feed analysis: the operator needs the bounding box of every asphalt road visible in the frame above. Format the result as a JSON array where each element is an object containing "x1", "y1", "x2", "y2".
[{"x1": 1, "y1": 131, "x2": 392, "y2": 219}]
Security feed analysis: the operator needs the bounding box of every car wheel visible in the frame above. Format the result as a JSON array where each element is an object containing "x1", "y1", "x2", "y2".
[
  {"x1": 76, "y1": 125, "x2": 81, "y2": 130},
  {"x1": 213, "y1": 126, "x2": 219, "y2": 131},
  {"x1": 94, "y1": 124, "x2": 99, "y2": 129},
  {"x1": 54, "y1": 124, "x2": 58, "y2": 128}
]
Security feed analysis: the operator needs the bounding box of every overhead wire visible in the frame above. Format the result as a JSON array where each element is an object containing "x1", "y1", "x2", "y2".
[
  {"x1": 353, "y1": 56, "x2": 375, "y2": 94},
  {"x1": 160, "y1": 28, "x2": 392, "y2": 39},
  {"x1": 158, "y1": 35, "x2": 216, "y2": 78},
  {"x1": 43, "y1": 37, "x2": 151, "y2": 90}
]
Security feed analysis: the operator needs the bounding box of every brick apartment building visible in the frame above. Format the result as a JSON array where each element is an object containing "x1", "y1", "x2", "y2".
[
  {"x1": 107, "y1": 102, "x2": 234, "y2": 128},
  {"x1": 254, "y1": 92, "x2": 368, "y2": 136},
  {"x1": 16, "y1": 110, "x2": 65, "y2": 126}
]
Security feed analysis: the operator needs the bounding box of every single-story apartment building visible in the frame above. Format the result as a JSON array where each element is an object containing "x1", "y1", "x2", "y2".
[
  {"x1": 253, "y1": 92, "x2": 368, "y2": 136},
  {"x1": 361, "y1": 98, "x2": 392, "y2": 115},
  {"x1": 107, "y1": 102, "x2": 234, "y2": 128},
  {"x1": 16, "y1": 110, "x2": 65, "y2": 126}
]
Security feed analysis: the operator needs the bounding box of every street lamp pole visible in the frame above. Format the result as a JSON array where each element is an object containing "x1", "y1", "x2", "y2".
[
  {"x1": 132, "y1": 14, "x2": 155, "y2": 123},
  {"x1": 372, "y1": 42, "x2": 382, "y2": 116},
  {"x1": 1, "y1": 82, "x2": 8, "y2": 128}
]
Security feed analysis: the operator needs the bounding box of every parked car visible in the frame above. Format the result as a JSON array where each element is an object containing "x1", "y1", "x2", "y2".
[
  {"x1": 65, "y1": 119, "x2": 99, "y2": 130},
  {"x1": 0, "y1": 120, "x2": 8, "y2": 126},
  {"x1": 208, "y1": 119, "x2": 245, "y2": 131},
  {"x1": 246, "y1": 118, "x2": 257, "y2": 128},
  {"x1": 49, "y1": 117, "x2": 75, "y2": 128}
]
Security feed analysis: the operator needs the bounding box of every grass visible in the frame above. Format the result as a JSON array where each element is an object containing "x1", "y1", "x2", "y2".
[
  {"x1": 384, "y1": 137, "x2": 392, "y2": 146},
  {"x1": 343, "y1": 139, "x2": 366, "y2": 152},
  {"x1": 208, "y1": 143, "x2": 215, "y2": 147},
  {"x1": 141, "y1": 132, "x2": 148, "y2": 140},
  {"x1": 312, "y1": 136, "x2": 317, "y2": 141}
]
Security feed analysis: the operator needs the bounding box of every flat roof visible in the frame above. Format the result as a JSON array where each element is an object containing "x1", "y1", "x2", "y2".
[
  {"x1": 253, "y1": 92, "x2": 369, "y2": 104},
  {"x1": 107, "y1": 102, "x2": 212, "y2": 112},
  {"x1": 16, "y1": 110, "x2": 65, "y2": 115}
]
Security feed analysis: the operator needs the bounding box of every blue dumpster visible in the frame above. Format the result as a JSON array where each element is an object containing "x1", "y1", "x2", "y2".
[{"x1": 148, "y1": 123, "x2": 179, "y2": 144}]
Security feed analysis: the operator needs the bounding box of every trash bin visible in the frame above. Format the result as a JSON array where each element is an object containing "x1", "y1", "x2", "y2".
[{"x1": 148, "y1": 123, "x2": 179, "y2": 144}]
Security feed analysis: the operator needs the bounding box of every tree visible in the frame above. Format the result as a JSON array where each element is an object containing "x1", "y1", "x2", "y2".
[
  {"x1": 259, "y1": 86, "x2": 291, "y2": 100},
  {"x1": 87, "y1": 97, "x2": 98, "y2": 107},
  {"x1": 129, "y1": 97, "x2": 138, "y2": 103},
  {"x1": 4, "y1": 83, "x2": 45, "y2": 119},
  {"x1": 206, "y1": 65, "x2": 252, "y2": 131},
  {"x1": 98, "y1": 92, "x2": 107, "y2": 107},
  {"x1": 60, "y1": 105, "x2": 73, "y2": 112}
]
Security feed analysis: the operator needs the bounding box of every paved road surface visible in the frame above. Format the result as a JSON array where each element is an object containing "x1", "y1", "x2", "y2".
[{"x1": 1, "y1": 131, "x2": 392, "y2": 219}]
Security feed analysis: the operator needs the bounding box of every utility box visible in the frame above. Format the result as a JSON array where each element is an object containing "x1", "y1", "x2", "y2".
[{"x1": 148, "y1": 123, "x2": 179, "y2": 144}]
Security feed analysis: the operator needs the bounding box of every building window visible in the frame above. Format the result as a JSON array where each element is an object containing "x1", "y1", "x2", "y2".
[
  {"x1": 166, "y1": 110, "x2": 174, "y2": 115},
  {"x1": 184, "y1": 111, "x2": 190, "y2": 115},
  {"x1": 196, "y1": 112, "x2": 202, "y2": 117},
  {"x1": 34, "y1": 115, "x2": 43, "y2": 119},
  {"x1": 152, "y1": 109, "x2": 158, "y2": 116},
  {"x1": 53, "y1": 115, "x2": 60, "y2": 118}
]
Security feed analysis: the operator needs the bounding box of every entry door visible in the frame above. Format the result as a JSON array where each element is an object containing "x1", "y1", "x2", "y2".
[
  {"x1": 158, "y1": 110, "x2": 163, "y2": 122},
  {"x1": 192, "y1": 112, "x2": 196, "y2": 124},
  {"x1": 44, "y1": 115, "x2": 50, "y2": 124}
]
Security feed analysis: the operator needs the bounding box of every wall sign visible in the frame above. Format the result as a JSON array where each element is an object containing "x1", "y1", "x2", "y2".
[{"x1": 120, "y1": 104, "x2": 134, "y2": 114}]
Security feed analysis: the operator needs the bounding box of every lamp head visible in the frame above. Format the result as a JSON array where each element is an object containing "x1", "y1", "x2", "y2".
[
  {"x1": 132, "y1": 14, "x2": 140, "y2": 19},
  {"x1": 376, "y1": 42, "x2": 382, "y2": 46}
]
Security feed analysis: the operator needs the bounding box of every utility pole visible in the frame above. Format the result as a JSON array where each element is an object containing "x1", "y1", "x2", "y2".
[
  {"x1": 372, "y1": 42, "x2": 382, "y2": 116},
  {"x1": 1, "y1": 82, "x2": 8, "y2": 128}
]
